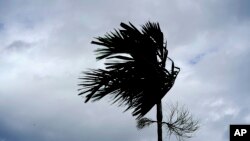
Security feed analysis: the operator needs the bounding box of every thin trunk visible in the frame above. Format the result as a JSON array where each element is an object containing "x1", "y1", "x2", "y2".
[{"x1": 157, "y1": 101, "x2": 163, "y2": 141}]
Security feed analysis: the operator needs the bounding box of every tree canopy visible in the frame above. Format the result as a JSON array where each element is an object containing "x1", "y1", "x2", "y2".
[{"x1": 79, "y1": 22, "x2": 180, "y2": 119}]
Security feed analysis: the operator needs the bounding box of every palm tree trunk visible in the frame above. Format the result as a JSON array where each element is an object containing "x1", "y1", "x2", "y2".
[{"x1": 157, "y1": 101, "x2": 163, "y2": 141}]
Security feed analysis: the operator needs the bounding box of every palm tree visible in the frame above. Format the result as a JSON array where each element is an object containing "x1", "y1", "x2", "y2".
[{"x1": 78, "y1": 22, "x2": 180, "y2": 141}]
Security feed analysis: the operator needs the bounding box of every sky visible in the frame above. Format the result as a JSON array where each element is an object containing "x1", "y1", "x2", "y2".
[{"x1": 0, "y1": 0, "x2": 250, "y2": 141}]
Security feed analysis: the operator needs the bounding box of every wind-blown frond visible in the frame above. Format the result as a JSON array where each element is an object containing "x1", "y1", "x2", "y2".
[{"x1": 79, "y1": 21, "x2": 180, "y2": 118}]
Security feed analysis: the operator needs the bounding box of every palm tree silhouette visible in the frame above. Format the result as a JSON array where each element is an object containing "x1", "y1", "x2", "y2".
[{"x1": 78, "y1": 22, "x2": 180, "y2": 141}]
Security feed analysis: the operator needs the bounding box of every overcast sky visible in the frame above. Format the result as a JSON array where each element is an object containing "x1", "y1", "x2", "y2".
[{"x1": 0, "y1": 0, "x2": 250, "y2": 141}]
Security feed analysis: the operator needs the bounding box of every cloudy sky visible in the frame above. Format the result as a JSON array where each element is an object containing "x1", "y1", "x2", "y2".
[{"x1": 0, "y1": 0, "x2": 250, "y2": 141}]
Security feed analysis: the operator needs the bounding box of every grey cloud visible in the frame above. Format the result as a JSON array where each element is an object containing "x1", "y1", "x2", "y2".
[
  {"x1": 5, "y1": 40, "x2": 32, "y2": 52},
  {"x1": 0, "y1": 0, "x2": 250, "y2": 141},
  {"x1": 0, "y1": 23, "x2": 4, "y2": 31}
]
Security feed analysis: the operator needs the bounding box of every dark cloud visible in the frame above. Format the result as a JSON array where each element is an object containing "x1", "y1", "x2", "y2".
[{"x1": 5, "y1": 40, "x2": 32, "y2": 51}]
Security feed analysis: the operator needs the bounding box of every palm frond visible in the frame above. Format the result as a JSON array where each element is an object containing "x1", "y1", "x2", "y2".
[
  {"x1": 135, "y1": 103, "x2": 199, "y2": 141},
  {"x1": 163, "y1": 104, "x2": 199, "y2": 141}
]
